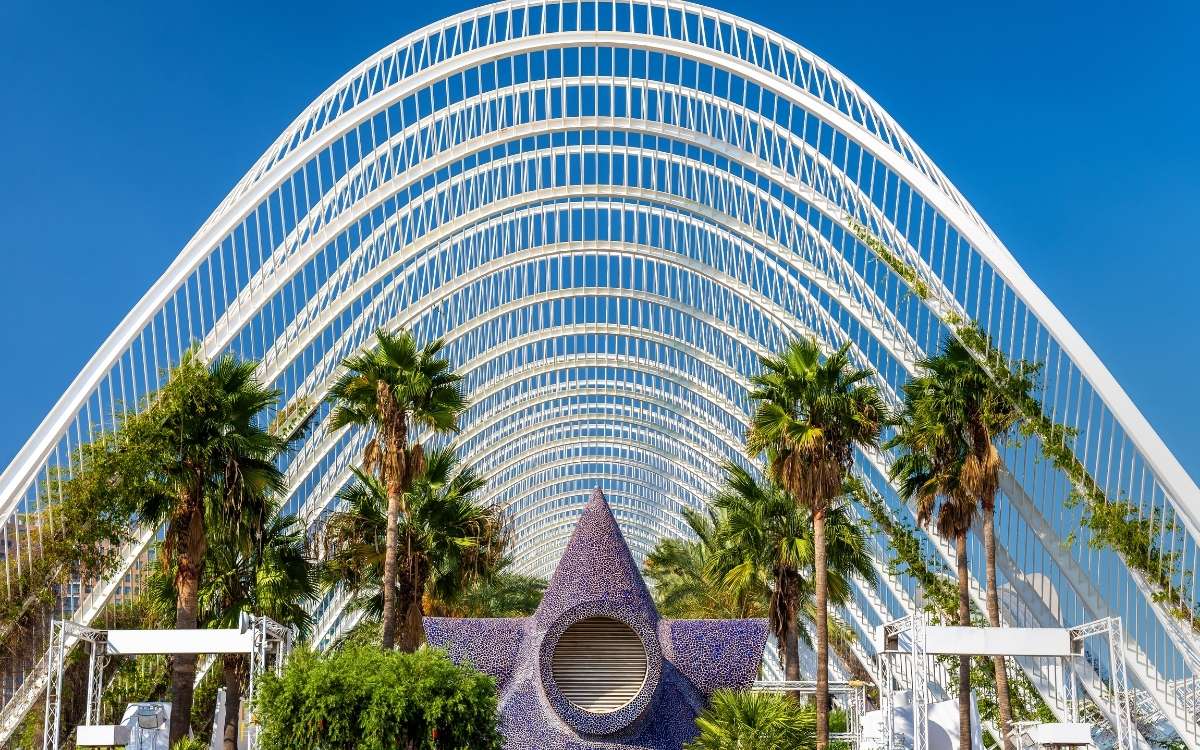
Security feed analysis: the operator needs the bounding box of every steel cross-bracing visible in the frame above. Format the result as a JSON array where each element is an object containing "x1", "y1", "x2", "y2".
[{"x1": 1, "y1": 2, "x2": 1198, "y2": 746}]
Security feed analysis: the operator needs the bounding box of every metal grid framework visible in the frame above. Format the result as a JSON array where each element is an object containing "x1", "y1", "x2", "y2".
[
  {"x1": 753, "y1": 680, "x2": 866, "y2": 745},
  {"x1": 879, "y1": 615, "x2": 1136, "y2": 750},
  {"x1": 40, "y1": 617, "x2": 290, "y2": 750},
  {"x1": 0, "y1": 1, "x2": 1197, "y2": 745}
]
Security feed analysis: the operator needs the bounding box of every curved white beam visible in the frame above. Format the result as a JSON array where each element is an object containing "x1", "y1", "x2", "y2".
[
  {"x1": 256, "y1": 182, "x2": 919, "y2": 389},
  {"x1": 297, "y1": 378, "x2": 750, "y2": 528},
  {"x1": 282, "y1": 314, "x2": 767, "y2": 501},
  {"x1": 470, "y1": 431, "x2": 729, "y2": 494},
  {"x1": 223, "y1": 92, "x2": 928, "y2": 374},
  {"x1": 492, "y1": 452, "x2": 714, "y2": 521},
  {"x1": 1, "y1": 4, "x2": 1194, "y2": 744}
]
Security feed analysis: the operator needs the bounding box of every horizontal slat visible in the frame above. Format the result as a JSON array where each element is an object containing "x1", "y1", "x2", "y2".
[{"x1": 552, "y1": 617, "x2": 647, "y2": 713}]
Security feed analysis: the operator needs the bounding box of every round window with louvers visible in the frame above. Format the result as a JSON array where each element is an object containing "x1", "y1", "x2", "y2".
[{"x1": 550, "y1": 616, "x2": 649, "y2": 714}]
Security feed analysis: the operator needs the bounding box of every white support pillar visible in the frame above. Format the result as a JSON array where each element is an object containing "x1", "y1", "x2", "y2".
[
  {"x1": 84, "y1": 633, "x2": 108, "y2": 726},
  {"x1": 911, "y1": 611, "x2": 929, "y2": 750},
  {"x1": 41, "y1": 621, "x2": 65, "y2": 750}
]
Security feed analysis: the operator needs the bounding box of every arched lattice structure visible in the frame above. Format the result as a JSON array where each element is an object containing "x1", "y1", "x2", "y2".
[{"x1": 1, "y1": 3, "x2": 1198, "y2": 745}]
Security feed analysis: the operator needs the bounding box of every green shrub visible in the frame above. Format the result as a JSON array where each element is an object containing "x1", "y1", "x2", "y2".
[
  {"x1": 254, "y1": 646, "x2": 502, "y2": 750},
  {"x1": 688, "y1": 690, "x2": 816, "y2": 750},
  {"x1": 170, "y1": 739, "x2": 209, "y2": 750}
]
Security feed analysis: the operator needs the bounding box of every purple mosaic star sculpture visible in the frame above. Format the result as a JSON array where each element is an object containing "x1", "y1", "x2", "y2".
[{"x1": 425, "y1": 488, "x2": 768, "y2": 750}]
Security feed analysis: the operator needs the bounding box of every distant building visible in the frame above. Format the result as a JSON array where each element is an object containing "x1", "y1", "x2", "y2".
[{"x1": 110, "y1": 546, "x2": 157, "y2": 606}]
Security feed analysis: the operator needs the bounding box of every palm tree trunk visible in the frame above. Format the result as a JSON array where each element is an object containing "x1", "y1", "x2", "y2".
[
  {"x1": 783, "y1": 592, "x2": 801, "y2": 692},
  {"x1": 955, "y1": 530, "x2": 972, "y2": 750},
  {"x1": 830, "y1": 639, "x2": 877, "y2": 710},
  {"x1": 813, "y1": 507, "x2": 830, "y2": 750},
  {"x1": 982, "y1": 505, "x2": 1015, "y2": 749},
  {"x1": 377, "y1": 381, "x2": 406, "y2": 650},
  {"x1": 380, "y1": 485, "x2": 402, "y2": 649},
  {"x1": 169, "y1": 492, "x2": 206, "y2": 746},
  {"x1": 396, "y1": 556, "x2": 426, "y2": 652},
  {"x1": 221, "y1": 654, "x2": 244, "y2": 750}
]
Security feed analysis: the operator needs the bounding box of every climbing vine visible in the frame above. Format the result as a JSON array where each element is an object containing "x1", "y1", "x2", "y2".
[
  {"x1": 0, "y1": 402, "x2": 172, "y2": 653},
  {"x1": 847, "y1": 218, "x2": 1197, "y2": 631},
  {"x1": 850, "y1": 480, "x2": 1056, "y2": 730}
]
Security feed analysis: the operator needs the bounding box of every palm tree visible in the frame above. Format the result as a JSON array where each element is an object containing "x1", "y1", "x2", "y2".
[
  {"x1": 888, "y1": 402, "x2": 976, "y2": 745},
  {"x1": 889, "y1": 335, "x2": 1035, "y2": 748},
  {"x1": 746, "y1": 338, "x2": 887, "y2": 750},
  {"x1": 322, "y1": 447, "x2": 505, "y2": 647},
  {"x1": 148, "y1": 505, "x2": 317, "y2": 750},
  {"x1": 708, "y1": 463, "x2": 876, "y2": 687},
  {"x1": 644, "y1": 506, "x2": 769, "y2": 621},
  {"x1": 134, "y1": 352, "x2": 285, "y2": 744},
  {"x1": 424, "y1": 558, "x2": 546, "y2": 618},
  {"x1": 202, "y1": 511, "x2": 317, "y2": 750},
  {"x1": 326, "y1": 330, "x2": 465, "y2": 649},
  {"x1": 687, "y1": 689, "x2": 815, "y2": 750}
]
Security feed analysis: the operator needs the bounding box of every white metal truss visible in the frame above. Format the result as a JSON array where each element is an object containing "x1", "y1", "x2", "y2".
[
  {"x1": 40, "y1": 617, "x2": 289, "y2": 750},
  {"x1": 1, "y1": 2, "x2": 1197, "y2": 746},
  {"x1": 881, "y1": 614, "x2": 1136, "y2": 750},
  {"x1": 753, "y1": 680, "x2": 866, "y2": 746}
]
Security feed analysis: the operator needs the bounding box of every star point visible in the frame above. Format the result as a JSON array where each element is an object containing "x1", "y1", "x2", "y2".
[{"x1": 427, "y1": 488, "x2": 768, "y2": 749}]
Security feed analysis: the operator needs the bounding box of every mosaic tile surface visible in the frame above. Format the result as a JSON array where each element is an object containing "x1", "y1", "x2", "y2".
[{"x1": 425, "y1": 488, "x2": 768, "y2": 749}]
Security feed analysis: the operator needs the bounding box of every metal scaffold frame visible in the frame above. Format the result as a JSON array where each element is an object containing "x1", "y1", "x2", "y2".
[
  {"x1": 753, "y1": 680, "x2": 868, "y2": 746},
  {"x1": 878, "y1": 614, "x2": 1135, "y2": 750},
  {"x1": 0, "y1": 2, "x2": 1196, "y2": 746},
  {"x1": 40, "y1": 615, "x2": 290, "y2": 750}
]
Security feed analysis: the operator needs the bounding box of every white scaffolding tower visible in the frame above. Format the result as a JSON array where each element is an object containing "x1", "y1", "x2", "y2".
[
  {"x1": 41, "y1": 614, "x2": 290, "y2": 750},
  {"x1": 877, "y1": 614, "x2": 1134, "y2": 750}
]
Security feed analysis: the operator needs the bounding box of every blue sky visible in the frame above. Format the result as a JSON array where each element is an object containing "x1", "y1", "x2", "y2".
[{"x1": 0, "y1": 0, "x2": 1197, "y2": 478}]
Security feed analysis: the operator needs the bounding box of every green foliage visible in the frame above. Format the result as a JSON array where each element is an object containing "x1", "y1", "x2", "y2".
[
  {"x1": 708, "y1": 464, "x2": 877, "y2": 651},
  {"x1": 150, "y1": 507, "x2": 319, "y2": 637},
  {"x1": 327, "y1": 329, "x2": 466, "y2": 443},
  {"x1": 327, "y1": 618, "x2": 382, "y2": 651},
  {"x1": 746, "y1": 337, "x2": 888, "y2": 510},
  {"x1": 0, "y1": 418, "x2": 168, "y2": 648},
  {"x1": 644, "y1": 505, "x2": 769, "y2": 620},
  {"x1": 850, "y1": 480, "x2": 1054, "y2": 725},
  {"x1": 125, "y1": 350, "x2": 288, "y2": 536},
  {"x1": 644, "y1": 466, "x2": 877, "y2": 690},
  {"x1": 321, "y1": 448, "x2": 506, "y2": 627},
  {"x1": 170, "y1": 738, "x2": 210, "y2": 750},
  {"x1": 850, "y1": 218, "x2": 1197, "y2": 629},
  {"x1": 849, "y1": 478, "x2": 958, "y2": 617},
  {"x1": 269, "y1": 395, "x2": 317, "y2": 443},
  {"x1": 425, "y1": 560, "x2": 546, "y2": 618},
  {"x1": 847, "y1": 217, "x2": 931, "y2": 300},
  {"x1": 255, "y1": 646, "x2": 502, "y2": 750},
  {"x1": 687, "y1": 690, "x2": 816, "y2": 750}
]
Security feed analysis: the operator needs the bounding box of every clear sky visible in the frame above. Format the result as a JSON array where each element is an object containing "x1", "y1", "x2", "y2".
[{"x1": 0, "y1": 1, "x2": 1197, "y2": 479}]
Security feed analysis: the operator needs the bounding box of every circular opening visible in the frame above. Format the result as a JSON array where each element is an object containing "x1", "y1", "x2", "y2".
[{"x1": 551, "y1": 616, "x2": 648, "y2": 714}]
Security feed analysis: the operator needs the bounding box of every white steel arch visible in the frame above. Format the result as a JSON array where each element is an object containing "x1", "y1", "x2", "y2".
[{"x1": 1, "y1": 2, "x2": 1197, "y2": 745}]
